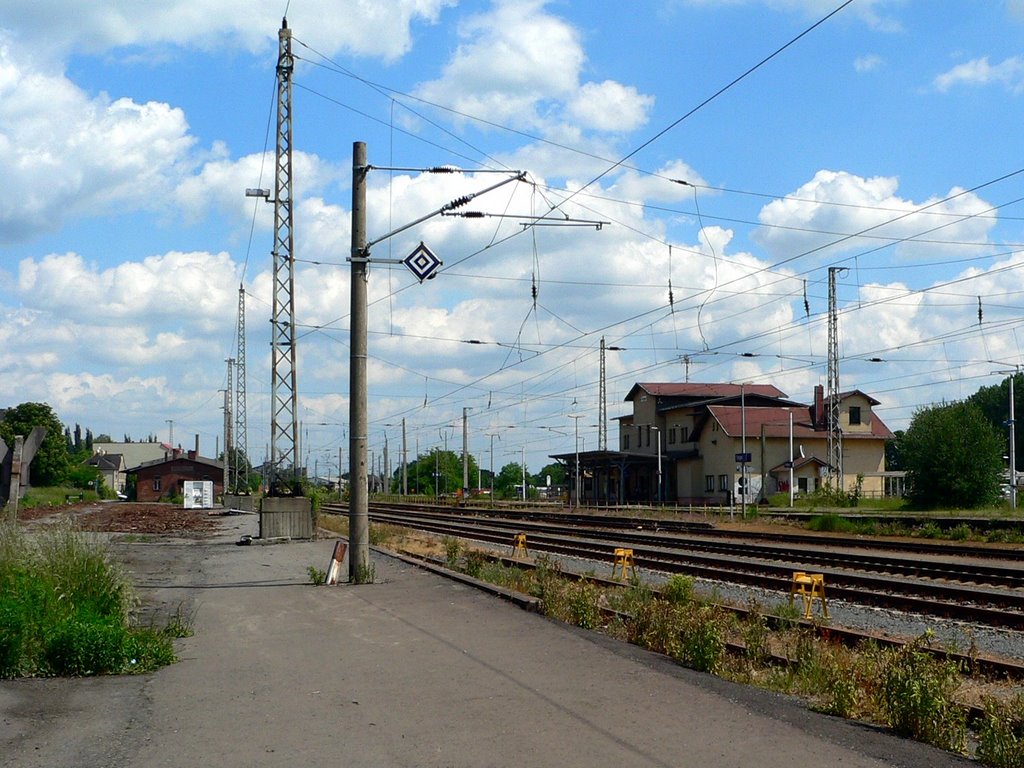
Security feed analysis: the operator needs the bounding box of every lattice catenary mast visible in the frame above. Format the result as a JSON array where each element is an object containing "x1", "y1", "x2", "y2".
[
  {"x1": 234, "y1": 284, "x2": 248, "y2": 491},
  {"x1": 269, "y1": 18, "x2": 299, "y2": 485},
  {"x1": 826, "y1": 266, "x2": 847, "y2": 489}
]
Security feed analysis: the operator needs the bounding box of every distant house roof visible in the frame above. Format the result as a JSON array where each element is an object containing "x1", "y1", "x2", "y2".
[
  {"x1": 835, "y1": 389, "x2": 882, "y2": 406},
  {"x1": 86, "y1": 453, "x2": 125, "y2": 471},
  {"x1": 91, "y1": 442, "x2": 174, "y2": 470},
  {"x1": 129, "y1": 454, "x2": 223, "y2": 473},
  {"x1": 625, "y1": 382, "x2": 788, "y2": 402}
]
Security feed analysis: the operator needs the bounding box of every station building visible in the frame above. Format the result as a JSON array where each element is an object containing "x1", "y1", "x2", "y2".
[{"x1": 550, "y1": 382, "x2": 897, "y2": 506}]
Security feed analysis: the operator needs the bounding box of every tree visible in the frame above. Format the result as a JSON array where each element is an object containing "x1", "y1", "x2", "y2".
[
  {"x1": 0, "y1": 402, "x2": 70, "y2": 487},
  {"x1": 532, "y1": 462, "x2": 566, "y2": 489},
  {"x1": 968, "y1": 373, "x2": 1022, "y2": 471},
  {"x1": 900, "y1": 401, "x2": 1003, "y2": 508},
  {"x1": 885, "y1": 431, "x2": 904, "y2": 471},
  {"x1": 404, "y1": 450, "x2": 474, "y2": 496},
  {"x1": 494, "y1": 462, "x2": 528, "y2": 499}
]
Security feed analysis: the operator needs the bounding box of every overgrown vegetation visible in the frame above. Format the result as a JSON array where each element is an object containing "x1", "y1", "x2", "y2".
[
  {"x1": 0, "y1": 522, "x2": 188, "y2": 678},
  {"x1": 802, "y1": 513, "x2": 1024, "y2": 544},
  {"x1": 418, "y1": 536, "x2": 1024, "y2": 763},
  {"x1": 977, "y1": 694, "x2": 1024, "y2": 768}
]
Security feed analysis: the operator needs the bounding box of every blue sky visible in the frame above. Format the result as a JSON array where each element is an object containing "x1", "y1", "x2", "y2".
[{"x1": 2, "y1": 0, "x2": 1024, "y2": 479}]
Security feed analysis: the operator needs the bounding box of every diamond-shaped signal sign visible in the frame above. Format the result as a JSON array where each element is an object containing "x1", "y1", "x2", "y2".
[{"x1": 403, "y1": 242, "x2": 442, "y2": 283}]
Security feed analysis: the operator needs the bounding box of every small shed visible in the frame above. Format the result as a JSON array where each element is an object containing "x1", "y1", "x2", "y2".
[{"x1": 128, "y1": 449, "x2": 224, "y2": 503}]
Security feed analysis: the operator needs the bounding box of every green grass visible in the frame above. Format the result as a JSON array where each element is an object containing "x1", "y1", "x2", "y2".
[
  {"x1": 0, "y1": 522, "x2": 185, "y2": 678},
  {"x1": 13, "y1": 486, "x2": 103, "y2": 509}
]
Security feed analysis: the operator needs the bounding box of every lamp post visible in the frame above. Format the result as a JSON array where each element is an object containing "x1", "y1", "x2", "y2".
[
  {"x1": 993, "y1": 364, "x2": 1021, "y2": 511},
  {"x1": 788, "y1": 408, "x2": 795, "y2": 508},
  {"x1": 740, "y1": 382, "x2": 749, "y2": 516},
  {"x1": 568, "y1": 401, "x2": 583, "y2": 510}
]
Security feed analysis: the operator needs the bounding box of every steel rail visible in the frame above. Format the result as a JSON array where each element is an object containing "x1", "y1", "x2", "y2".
[{"x1": 326, "y1": 504, "x2": 1024, "y2": 629}]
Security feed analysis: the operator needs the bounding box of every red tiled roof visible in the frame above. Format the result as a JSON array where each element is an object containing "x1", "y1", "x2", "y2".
[
  {"x1": 707, "y1": 405, "x2": 895, "y2": 440},
  {"x1": 627, "y1": 382, "x2": 787, "y2": 401}
]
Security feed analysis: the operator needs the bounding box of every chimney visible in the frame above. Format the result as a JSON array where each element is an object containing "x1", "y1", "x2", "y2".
[
  {"x1": 194, "y1": 434, "x2": 200, "y2": 458},
  {"x1": 814, "y1": 385, "x2": 824, "y2": 429},
  {"x1": 187, "y1": 449, "x2": 197, "y2": 461}
]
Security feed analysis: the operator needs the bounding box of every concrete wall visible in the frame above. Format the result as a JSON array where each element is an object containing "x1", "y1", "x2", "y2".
[
  {"x1": 224, "y1": 494, "x2": 257, "y2": 512},
  {"x1": 259, "y1": 496, "x2": 314, "y2": 540}
]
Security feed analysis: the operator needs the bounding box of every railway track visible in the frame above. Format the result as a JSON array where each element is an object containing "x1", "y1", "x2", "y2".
[{"x1": 323, "y1": 501, "x2": 1024, "y2": 630}]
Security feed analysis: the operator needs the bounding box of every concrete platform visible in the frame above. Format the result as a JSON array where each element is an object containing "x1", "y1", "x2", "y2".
[{"x1": 1, "y1": 515, "x2": 971, "y2": 767}]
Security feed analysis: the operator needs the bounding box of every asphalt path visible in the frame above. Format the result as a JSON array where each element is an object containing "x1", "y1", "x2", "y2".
[{"x1": 1, "y1": 514, "x2": 972, "y2": 767}]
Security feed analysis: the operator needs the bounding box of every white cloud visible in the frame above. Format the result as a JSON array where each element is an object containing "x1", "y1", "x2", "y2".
[
  {"x1": 415, "y1": 0, "x2": 652, "y2": 136},
  {"x1": 933, "y1": 56, "x2": 1024, "y2": 94},
  {"x1": 0, "y1": 40, "x2": 194, "y2": 243},
  {"x1": 567, "y1": 81, "x2": 654, "y2": 132},
  {"x1": 854, "y1": 54, "x2": 883, "y2": 73},
  {"x1": 754, "y1": 170, "x2": 995, "y2": 262},
  {"x1": 0, "y1": 0, "x2": 454, "y2": 61},
  {"x1": 416, "y1": 0, "x2": 584, "y2": 130}
]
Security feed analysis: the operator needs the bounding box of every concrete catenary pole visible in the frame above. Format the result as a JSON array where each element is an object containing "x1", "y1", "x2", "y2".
[
  {"x1": 349, "y1": 141, "x2": 370, "y2": 581},
  {"x1": 462, "y1": 407, "x2": 469, "y2": 500}
]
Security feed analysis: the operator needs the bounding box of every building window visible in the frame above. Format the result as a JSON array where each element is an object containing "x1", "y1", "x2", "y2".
[
  {"x1": 849, "y1": 406, "x2": 862, "y2": 425},
  {"x1": 153, "y1": 477, "x2": 161, "y2": 491},
  {"x1": 798, "y1": 477, "x2": 809, "y2": 493},
  {"x1": 705, "y1": 475, "x2": 715, "y2": 492},
  {"x1": 681, "y1": 426, "x2": 689, "y2": 442},
  {"x1": 645, "y1": 426, "x2": 651, "y2": 447},
  {"x1": 719, "y1": 474, "x2": 729, "y2": 491},
  {"x1": 623, "y1": 434, "x2": 630, "y2": 450},
  {"x1": 669, "y1": 428, "x2": 677, "y2": 445}
]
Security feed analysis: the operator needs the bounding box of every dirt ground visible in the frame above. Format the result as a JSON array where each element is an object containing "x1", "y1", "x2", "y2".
[{"x1": 15, "y1": 501, "x2": 222, "y2": 535}]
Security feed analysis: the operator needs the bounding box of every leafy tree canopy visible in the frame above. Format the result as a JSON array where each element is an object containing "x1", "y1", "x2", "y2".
[
  {"x1": 0, "y1": 402, "x2": 70, "y2": 486},
  {"x1": 900, "y1": 400, "x2": 1003, "y2": 508},
  {"x1": 532, "y1": 462, "x2": 566, "y2": 488}
]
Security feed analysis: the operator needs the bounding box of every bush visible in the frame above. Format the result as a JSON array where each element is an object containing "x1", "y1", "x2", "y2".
[
  {"x1": 874, "y1": 636, "x2": 966, "y2": 753},
  {"x1": 661, "y1": 574, "x2": 695, "y2": 605},
  {"x1": 564, "y1": 578, "x2": 601, "y2": 630},
  {"x1": 679, "y1": 605, "x2": 725, "y2": 673},
  {"x1": 977, "y1": 694, "x2": 1024, "y2": 768},
  {"x1": 0, "y1": 522, "x2": 180, "y2": 679}
]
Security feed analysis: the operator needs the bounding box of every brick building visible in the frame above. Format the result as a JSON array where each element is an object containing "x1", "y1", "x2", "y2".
[{"x1": 128, "y1": 448, "x2": 224, "y2": 502}]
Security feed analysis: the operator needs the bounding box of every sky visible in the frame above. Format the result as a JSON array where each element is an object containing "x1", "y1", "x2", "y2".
[{"x1": 2, "y1": 0, "x2": 1024, "y2": 481}]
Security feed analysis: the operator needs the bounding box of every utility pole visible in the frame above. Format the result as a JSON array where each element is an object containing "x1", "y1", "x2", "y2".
[
  {"x1": 462, "y1": 407, "x2": 469, "y2": 501},
  {"x1": 347, "y1": 141, "x2": 524, "y2": 579},
  {"x1": 402, "y1": 418, "x2": 408, "y2": 496},
  {"x1": 225, "y1": 358, "x2": 234, "y2": 492},
  {"x1": 599, "y1": 337, "x2": 607, "y2": 452},
  {"x1": 221, "y1": 385, "x2": 230, "y2": 498},
  {"x1": 348, "y1": 141, "x2": 370, "y2": 580}
]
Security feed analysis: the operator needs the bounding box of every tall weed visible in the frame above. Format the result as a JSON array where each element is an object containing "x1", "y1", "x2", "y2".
[{"x1": 873, "y1": 636, "x2": 966, "y2": 753}]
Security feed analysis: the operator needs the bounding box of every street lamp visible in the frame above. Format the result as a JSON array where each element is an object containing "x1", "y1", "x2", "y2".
[
  {"x1": 568, "y1": 401, "x2": 583, "y2": 510},
  {"x1": 739, "y1": 382, "x2": 751, "y2": 517},
  {"x1": 993, "y1": 364, "x2": 1021, "y2": 511}
]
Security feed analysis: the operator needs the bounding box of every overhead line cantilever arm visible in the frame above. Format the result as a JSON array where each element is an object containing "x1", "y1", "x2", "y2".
[{"x1": 363, "y1": 171, "x2": 527, "y2": 251}]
